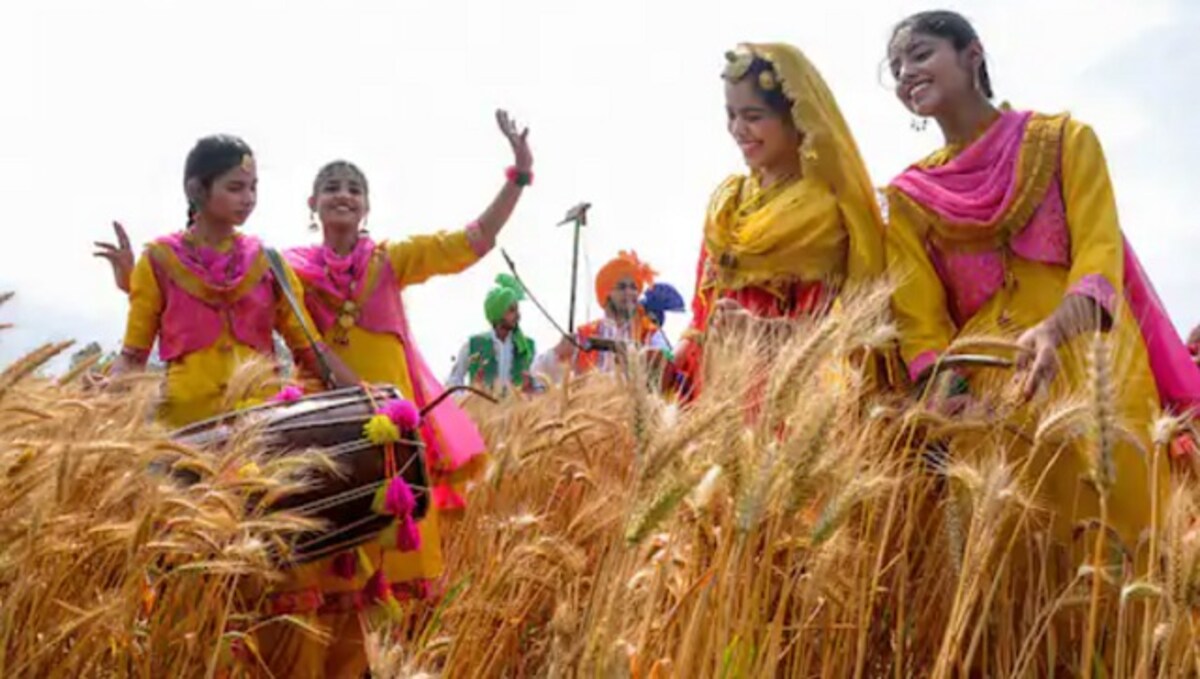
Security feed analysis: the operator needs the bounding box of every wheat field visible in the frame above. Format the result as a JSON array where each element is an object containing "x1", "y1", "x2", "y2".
[{"x1": 2, "y1": 288, "x2": 1198, "y2": 677}]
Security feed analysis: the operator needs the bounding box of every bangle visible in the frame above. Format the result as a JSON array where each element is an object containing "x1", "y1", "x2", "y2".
[{"x1": 505, "y1": 166, "x2": 533, "y2": 187}]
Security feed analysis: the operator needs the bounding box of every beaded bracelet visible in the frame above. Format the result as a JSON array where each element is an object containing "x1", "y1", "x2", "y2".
[{"x1": 505, "y1": 166, "x2": 533, "y2": 187}]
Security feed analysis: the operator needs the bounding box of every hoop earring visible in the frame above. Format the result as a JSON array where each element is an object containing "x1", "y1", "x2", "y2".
[{"x1": 910, "y1": 117, "x2": 928, "y2": 132}]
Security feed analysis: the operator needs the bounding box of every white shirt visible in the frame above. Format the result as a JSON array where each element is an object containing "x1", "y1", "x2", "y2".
[{"x1": 447, "y1": 329, "x2": 516, "y2": 391}]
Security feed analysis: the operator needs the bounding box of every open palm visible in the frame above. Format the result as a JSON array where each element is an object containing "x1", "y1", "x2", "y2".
[
  {"x1": 94, "y1": 221, "x2": 134, "y2": 293},
  {"x1": 496, "y1": 109, "x2": 532, "y2": 171}
]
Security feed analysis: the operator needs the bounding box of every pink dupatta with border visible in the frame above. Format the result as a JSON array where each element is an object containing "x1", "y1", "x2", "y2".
[{"x1": 891, "y1": 109, "x2": 1200, "y2": 414}]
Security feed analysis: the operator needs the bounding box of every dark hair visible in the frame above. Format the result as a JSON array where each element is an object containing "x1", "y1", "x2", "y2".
[
  {"x1": 312, "y1": 160, "x2": 369, "y2": 196},
  {"x1": 891, "y1": 10, "x2": 993, "y2": 99},
  {"x1": 721, "y1": 54, "x2": 794, "y2": 119},
  {"x1": 183, "y1": 134, "x2": 253, "y2": 224}
]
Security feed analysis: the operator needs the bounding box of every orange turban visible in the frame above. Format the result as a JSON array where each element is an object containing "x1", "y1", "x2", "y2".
[{"x1": 594, "y1": 250, "x2": 657, "y2": 307}]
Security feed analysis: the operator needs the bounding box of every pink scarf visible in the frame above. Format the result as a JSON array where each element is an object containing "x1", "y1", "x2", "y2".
[
  {"x1": 891, "y1": 110, "x2": 1200, "y2": 414},
  {"x1": 160, "y1": 231, "x2": 260, "y2": 290},
  {"x1": 285, "y1": 237, "x2": 375, "y2": 301},
  {"x1": 891, "y1": 109, "x2": 1032, "y2": 228}
]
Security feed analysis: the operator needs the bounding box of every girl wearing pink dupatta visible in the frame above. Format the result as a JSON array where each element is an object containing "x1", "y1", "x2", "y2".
[{"x1": 887, "y1": 12, "x2": 1199, "y2": 583}]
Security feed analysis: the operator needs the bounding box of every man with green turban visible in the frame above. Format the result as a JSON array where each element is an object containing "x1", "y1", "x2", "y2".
[{"x1": 447, "y1": 274, "x2": 539, "y2": 395}]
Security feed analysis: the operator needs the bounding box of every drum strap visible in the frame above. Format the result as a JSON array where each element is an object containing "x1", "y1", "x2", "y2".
[{"x1": 264, "y1": 247, "x2": 337, "y2": 388}]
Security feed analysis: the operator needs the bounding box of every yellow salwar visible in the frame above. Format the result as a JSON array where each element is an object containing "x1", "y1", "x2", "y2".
[
  {"x1": 888, "y1": 116, "x2": 1165, "y2": 563},
  {"x1": 258, "y1": 230, "x2": 480, "y2": 679},
  {"x1": 122, "y1": 237, "x2": 317, "y2": 428}
]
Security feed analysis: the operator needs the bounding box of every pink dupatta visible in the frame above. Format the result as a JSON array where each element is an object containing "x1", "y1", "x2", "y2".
[
  {"x1": 891, "y1": 109, "x2": 1200, "y2": 414},
  {"x1": 395, "y1": 305, "x2": 484, "y2": 510}
]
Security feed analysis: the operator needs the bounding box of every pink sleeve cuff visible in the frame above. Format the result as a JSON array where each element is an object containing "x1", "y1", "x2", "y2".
[
  {"x1": 1068, "y1": 273, "x2": 1118, "y2": 317},
  {"x1": 907, "y1": 350, "x2": 940, "y2": 384}
]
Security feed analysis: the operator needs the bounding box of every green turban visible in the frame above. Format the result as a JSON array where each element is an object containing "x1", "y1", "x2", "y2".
[{"x1": 484, "y1": 274, "x2": 525, "y2": 325}]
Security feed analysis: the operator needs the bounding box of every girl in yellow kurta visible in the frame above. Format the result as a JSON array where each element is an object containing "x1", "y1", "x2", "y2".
[
  {"x1": 673, "y1": 44, "x2": 885, "y2": 397},
  {"x1": 885, "y1": 11, "x2": 1198, "y2": 575},
  {"x1": 109, "y1": 134, "x2": 356, "y2": 426},
  {"x1": 262, "y1": 109, "x2": 533, "y2": 678}
]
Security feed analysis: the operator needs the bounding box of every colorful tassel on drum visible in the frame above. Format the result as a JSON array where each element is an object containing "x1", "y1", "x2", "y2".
[
  {"x1": 384, "y1": 475, "x2": 422, "y2": 552},
  {"x1": 378, "y1": 398, "x2": 421, "y2": 430},
  {"x1": 331, "y1": 550, "x2": 357, "y2": 580},
  {"x1": 236, "y1": 461, "x2": 260, "y2": 479},
  {"x1": 365, "y1": 568, "x2": 391, "y2": 603},
  {"x1": 382, "y1": 593, "x2": 406, "y2": 622},
  {"x1": 270, "y1": 384, "x2": 305, "y2": 403},
  {"x1": 364, "y1": 414, "x2": 401, "y2": 444}
]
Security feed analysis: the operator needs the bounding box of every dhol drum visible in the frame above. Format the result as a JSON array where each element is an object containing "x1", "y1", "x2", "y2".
[{"x1": 169, "y1": 385, "x2": 430, "y2": 564}]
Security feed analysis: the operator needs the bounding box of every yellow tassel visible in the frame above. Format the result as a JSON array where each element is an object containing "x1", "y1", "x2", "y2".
[
  {"x1": 384, "y1": 595, "x2": 405, "y2": 622},
  {"x1": 356, "y1": 547, "x2": 375, "y2": 574},
  {"x1": 371, "y1": 484, "x2": 389, "y2": 516},
  {"x1": 364, "y1": 413, "x2": 401, "y2": 444}
]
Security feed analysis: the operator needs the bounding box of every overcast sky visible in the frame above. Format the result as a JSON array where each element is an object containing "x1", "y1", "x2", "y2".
[{"x1": 1, "y1": 0, "x2": 1196, "y2": 375}]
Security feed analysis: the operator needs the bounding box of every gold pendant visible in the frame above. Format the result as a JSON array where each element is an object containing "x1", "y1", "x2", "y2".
[{"x1": 338, "y1": 314, "x2": 356, "y2": 329}]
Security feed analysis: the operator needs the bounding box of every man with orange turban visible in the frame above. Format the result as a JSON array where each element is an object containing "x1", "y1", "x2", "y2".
[{"x1": 533, "y1": 250, "x2": 670, "y2": 380}]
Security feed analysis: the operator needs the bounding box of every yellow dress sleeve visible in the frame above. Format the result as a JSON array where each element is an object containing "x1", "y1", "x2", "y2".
[
  {"x1": 273, "y1": 260, "x2": 322, "y2": 353},
  {"x1": 122, "y1": 253, "x2": 163, "y2": 351},
  {"x1": 885, "y1": 193, "x2": 956, "y2": 381},
  {"x1": 387, "y1": 230, "x2": 480, "y2": 288},
  {"x1": 1060, "y1": 119, "x2": 1123, "y2": 315}
]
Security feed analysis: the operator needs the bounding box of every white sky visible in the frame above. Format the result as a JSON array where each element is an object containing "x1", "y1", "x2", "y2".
[{"x1": 1, "y1": 0, "x2": 1197, "y2": 375}]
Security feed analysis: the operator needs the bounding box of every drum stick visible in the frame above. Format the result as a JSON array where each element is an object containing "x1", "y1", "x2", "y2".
[
  {"x1": 500, "y1": 249, "x2": 586, "y2": 351},
  {"x1": 264, "y1": 248, "x2": 337, "y2": 388}
]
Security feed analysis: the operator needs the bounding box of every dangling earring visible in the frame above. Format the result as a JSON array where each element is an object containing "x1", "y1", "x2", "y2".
[
  {"x1": 308, "y1": 211, "x2": 319, "y2": 232},
  {"x1": 910, "y1": 117, "x2": 928, "y2": 132}
]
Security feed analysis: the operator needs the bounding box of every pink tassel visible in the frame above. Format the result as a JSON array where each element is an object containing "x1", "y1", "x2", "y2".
[
  {"x1": 396, "y1": 516, "x2": 421, "y2": 552},
  {"x1": 365, "y1": 569, "x2": 391, "y2": 604},
  {"x1": 384, "y1": 476, "x2": 422, "y2": 552},
  {"x1": 331, "y1": 551, "x2": 357, "y2": 580},
  {"x1": 433, "y1": 484, "x2": 466, "y2": 512},
  {"x1": 271, "y1": 385, "x2": 304, "y2": 403},
  {"x1": 378, "y1": 398, "x2": 420, "y2": 430}
]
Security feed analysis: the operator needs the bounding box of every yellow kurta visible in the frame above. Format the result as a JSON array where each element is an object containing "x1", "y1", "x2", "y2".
[
  {"x1": 258, "y1": 230, "x2": 479, "y2": 679},
  {"x1": 887, "y1": 118, "x2": 1164, "y2": 554},
  {"x1": 122, "y1": 239, "x2": 317, "y2": 428}
]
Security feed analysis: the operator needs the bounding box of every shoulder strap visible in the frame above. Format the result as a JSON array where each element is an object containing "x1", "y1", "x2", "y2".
[{"x1": 264, "y1": 247, "x2": 336, "y2": 389}]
